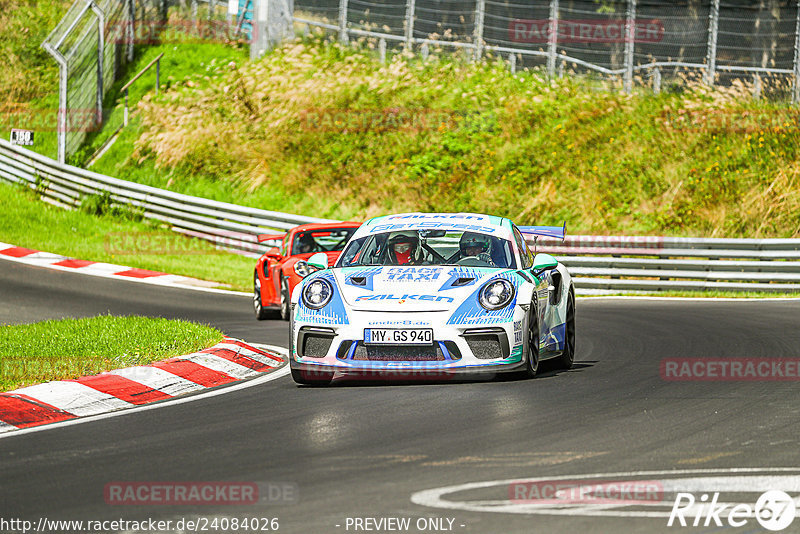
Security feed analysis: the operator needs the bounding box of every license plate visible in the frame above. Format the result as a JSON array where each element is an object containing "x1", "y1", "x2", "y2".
[{"x1": 364, "y1": 328, "x2": 433, "y2": 345}]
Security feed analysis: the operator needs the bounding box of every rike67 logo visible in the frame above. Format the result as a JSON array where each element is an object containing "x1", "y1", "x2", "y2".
[{"x1": 668, "y1": 490, "x2": 796, "y2": 531}]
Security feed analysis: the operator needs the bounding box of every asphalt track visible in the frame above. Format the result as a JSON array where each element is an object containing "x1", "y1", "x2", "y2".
[{"x1": 1, "y1": 260, "x2": 799, "y2": 534}]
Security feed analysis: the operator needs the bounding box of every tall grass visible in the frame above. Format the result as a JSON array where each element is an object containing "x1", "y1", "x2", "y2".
[{"x1": 87, "y1": 33, "x2": 800, "y2": 237}]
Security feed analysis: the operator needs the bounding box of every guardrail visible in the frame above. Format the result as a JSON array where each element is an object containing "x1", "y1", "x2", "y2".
[
  {"x1": 533, "y1": 236, "x2": 800, "y2": 293},
  {"x1": 0, "y1": 139, "x2": 334, "y2": 256},
  {"x1": 1, "y1": 139, "x2": 799, "y2": 293}
]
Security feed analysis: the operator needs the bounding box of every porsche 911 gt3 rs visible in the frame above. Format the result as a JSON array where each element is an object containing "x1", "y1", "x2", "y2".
[{"x1": 289, "y1": 212, "x2": 576, "y2": 385}]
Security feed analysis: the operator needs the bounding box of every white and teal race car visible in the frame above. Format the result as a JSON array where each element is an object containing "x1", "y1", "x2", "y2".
[{"x1": 289, "y1": 212, "x2": 576, "y2": 385}]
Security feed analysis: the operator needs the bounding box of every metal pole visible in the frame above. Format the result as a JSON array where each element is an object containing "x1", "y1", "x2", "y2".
[
  {"x1": 473, "y1": 0, "x2": 485, "y2": 60},
  {"x1": 210, "y1": 0, "x2": 217, "y2": 21},
  {"x1": 127, "y1": 0, "x2": 135, "y2": 63},
  {"x1": 404, "y1": 0, "x2": 415, "y2": 51},
  {"x1": 652, "y1": 67, "x2": 661, "y2": 94},
  {"x1": 338, "y1": 0, "x2": 348, "y2": 44},
  {"x1": 509, "y1": 52, "x2": 516, "y2": 74},
  {"x1": 156, "y1": 57, "x2": 160, "y2": 95},
  {"x1": 124, "y1": 89, "x2": 129, "y2": 126},
  {"x1": 547, "y1": 0, "x2": 559, "y2": 77},
  {"x1": 623, "y1": 0, "x2": 636, "y2": 94},
  {"x1": 90, "y1": 1, "x2": 105, "y2": 126},
  {"x1": 379, "y1": 38, "x2": 386, "y2": 63},
  {"x1": 43, "y1": 43, "x2": 68, "y2": 164},
  {"x1": 793, "y1": 0, "x2": 800, "y2": 104},
  {"x1": 192, "y1": 0, "x2": 198, "y2": 25},
  {"x1": 706, "y1": 0, "x2": 720, "y2": 86}
]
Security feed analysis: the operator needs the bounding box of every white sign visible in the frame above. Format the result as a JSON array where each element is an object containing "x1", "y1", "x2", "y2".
[
  {"x1": 10, "y1": 129, "x2": 34, "y2": 146},
  {"x1": 228, "y1": 0, "x2": 238, "y2": 16}
]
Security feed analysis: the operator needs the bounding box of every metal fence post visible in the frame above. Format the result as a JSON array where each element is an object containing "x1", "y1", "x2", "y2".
[
  {"x1": 706, "y1": 0, "x2": 720, "y2": 86},
  {"x1": 623, "y1": 0, "x2": 636, "y2": 94},
  {"x1": 43, "y1": 44, "x2": 68, "y2": 164},
  {"x1": 379, "y1": 38, "x2": 386, "y2": 63},
  {"x1": 404, "y1": 0, "x2": 415, "y2": 51},
  {"x1": 210, "y1": 0, "x2": 217, "y2": 21},
  {"x1": 547, "y1": 0, "x2": 559, "y2": 77},
  {"x1": 127, "y1": 0, "x2": 135, "y2": 63},
  {"x1": 793, "y1": 0, "x2": 800, "y2": 104},
  {"x1": 473, "y1": 0, "x2": 485, "y2": 60},
  {"x1": 652, "y1": 67, "x2": 661, "y2": 94},
  {"x1": 191, "y1": 0, "x2": 198, "y2": 25},
  {"x1": 90, "y1": 1, "x2": 105, "y2": 126},
  {"x1": 338, "y1": 0, "x2": 348, "y2": 43}
]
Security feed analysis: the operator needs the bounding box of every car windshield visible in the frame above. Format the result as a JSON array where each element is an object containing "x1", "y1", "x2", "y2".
[
  {"x1": 336, "y1": 229, "x2": 516, "y2": 269},
  {"x1": 291, "y1": 228, "x2": 359, "y2": 255}
]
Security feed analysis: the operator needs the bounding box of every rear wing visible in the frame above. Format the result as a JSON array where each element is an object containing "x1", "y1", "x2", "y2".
[
  {"x1": 518, "y1": 222, "x2": 567, "y2": 242},
  {"x1": 257, "y1": 233, "x2": 286, "y2": 243}
]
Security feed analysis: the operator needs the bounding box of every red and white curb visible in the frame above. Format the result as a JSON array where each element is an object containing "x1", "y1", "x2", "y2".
[
  {"x1": 0, "y1": 241, "x2": 243, "y2": 294},
  {"x1": 0, "y1": 338, "x2": 285, "y2": 433}
]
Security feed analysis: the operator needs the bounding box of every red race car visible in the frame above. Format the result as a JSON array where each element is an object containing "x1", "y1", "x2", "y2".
[{"x1": 254, "y1": 222, "x2": 361, "y2": 320}]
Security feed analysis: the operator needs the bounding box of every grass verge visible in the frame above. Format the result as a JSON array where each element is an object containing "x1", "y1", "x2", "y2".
[
  {"x1": 87, "y1": 33, "x2": 800, "y2": 238},
  {"x1": 0, "y1": 181, "x2": 255, "y2": 292},
  {"x1": 0, "y1": 315, "x2": 223, "y2": 391}
]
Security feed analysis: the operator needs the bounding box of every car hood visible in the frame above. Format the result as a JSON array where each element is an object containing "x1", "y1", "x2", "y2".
[{"x1": 333, "y1": 266, "x2": 513, "y2": 312}]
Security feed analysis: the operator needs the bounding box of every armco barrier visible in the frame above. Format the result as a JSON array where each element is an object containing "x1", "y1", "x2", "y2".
[
  {"x1": 2, "y1": 139, "x2": 799, "y2": 293},
  {"x1": 0, "y1": 139, "x2": 333, "y2": 256}
]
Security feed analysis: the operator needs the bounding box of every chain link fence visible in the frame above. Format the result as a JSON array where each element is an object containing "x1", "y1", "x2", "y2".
[
  {"x1": 294, "y1": 0, "x2": 800, "y2": 100},
  {"x1": 41, "y1": 0, "x2": 242, "y2": 164}
]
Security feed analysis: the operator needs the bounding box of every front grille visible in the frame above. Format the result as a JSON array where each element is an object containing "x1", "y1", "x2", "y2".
[
  {"x1": 299, "y1": 327, "x2": 335, "y2": 358},
  {"x1": 464, "y1": 330, "x2": 509, "y2": 360},
  {"x1": 353, "y1": 343, "x2": 445, "y2": 361}
]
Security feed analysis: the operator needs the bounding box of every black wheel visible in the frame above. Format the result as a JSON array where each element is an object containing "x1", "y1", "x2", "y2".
[
  {"x1": 279, "y1": 276, "x2": 291, "y2": 321},
  {"x1": 520, "y1": 309, "x2": 540, "y2": 379},
  {"x1": 557, "y1": 289, "x2": 576, "y2": 370},
  {"x1": 291, "y1": 366, "x2": 333, "y2": 385},
  {"x1": 253, "y1": 271, "x2": 271, "y2": 320}
]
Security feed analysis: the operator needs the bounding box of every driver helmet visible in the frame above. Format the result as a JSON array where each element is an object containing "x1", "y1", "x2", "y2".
[
  {"x1": 294, "y1": 232, "x2": 317, "y2": 254},
  {"x1": 459, "y1": 232, "x2": 491, "y2": 257},
  {"x1": 386, "y1": 231, "x2": 420, "y2": 265}
]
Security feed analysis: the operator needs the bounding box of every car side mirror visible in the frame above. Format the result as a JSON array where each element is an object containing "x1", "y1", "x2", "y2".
[
  {"x1": 532, "y1": 253, "x2": 558, "y2": 273},
  {"x1": 308, "y1": 252, "x2": 328, "y2": 270}
]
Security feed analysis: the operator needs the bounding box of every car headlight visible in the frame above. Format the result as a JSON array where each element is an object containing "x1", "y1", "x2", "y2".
[
  {"x1": 302, "y1": 278, "x2": 333, "y2": 309},
  {"x1": 294, "y1": 261, "x2": 318, "y2": 277},
  {"x1": 479, "y1": 279, "x2": 514, "y2": 310}
]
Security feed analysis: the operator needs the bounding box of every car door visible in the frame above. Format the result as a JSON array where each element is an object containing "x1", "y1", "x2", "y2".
[{"x1": 512, "y1": 226, "x2": 549, "y2": 351}]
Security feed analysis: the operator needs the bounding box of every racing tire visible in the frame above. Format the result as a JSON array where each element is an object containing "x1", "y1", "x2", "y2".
[
  {"x1": 291, "y1": 366, "x2": 333, "y2": 386},
  {"x1": 556, "y1": 289, "x2": 576, "y2": 370},
  {"x1": 279, "y1": 276, "x2": 291, "y2": 322},
  {"x1": 253, "y1": 271, "x2": 272, "y2": 320},
  {"x1": 518, "y1": 309, "x2": 540, "y2": 379}
]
